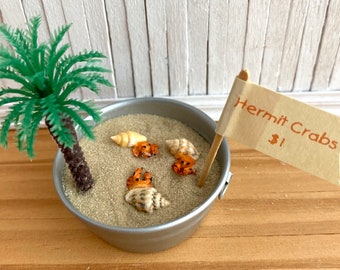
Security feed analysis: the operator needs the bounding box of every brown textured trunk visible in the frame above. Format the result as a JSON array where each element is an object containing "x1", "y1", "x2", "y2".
[{"x1": 46, "y1": 116, "x2": 94, "y2": 192}]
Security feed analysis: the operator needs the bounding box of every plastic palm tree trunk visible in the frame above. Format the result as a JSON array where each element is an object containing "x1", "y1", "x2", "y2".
[{"x1": 45, "y1": 116, "x2": 93, "y2": 191}]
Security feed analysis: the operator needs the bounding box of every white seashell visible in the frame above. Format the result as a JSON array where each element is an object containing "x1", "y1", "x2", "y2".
[
  {"x1": 111, "y1": 131, "x2": 147, "y2": 147},
  {"x1": 165, "y1": 138, "x2": 200, "y2": 160},
  {"x1": 125, "y1": 187, "x2": 170, "y2": 213}
]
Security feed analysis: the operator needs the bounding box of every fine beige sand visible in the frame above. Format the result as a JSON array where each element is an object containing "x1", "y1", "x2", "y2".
[{"x1": 63, "y1": 113, "x2": 221, "y2": 228}]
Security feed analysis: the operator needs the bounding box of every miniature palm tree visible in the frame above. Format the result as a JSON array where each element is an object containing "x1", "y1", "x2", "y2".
[{"x1": 0, "y1": 16, "x2": 112, "y2": 191}]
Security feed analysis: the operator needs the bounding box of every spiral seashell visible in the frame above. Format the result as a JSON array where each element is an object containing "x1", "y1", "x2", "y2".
[
  {"x1": 165, "y1": 138, "x2": 200, "y2": 160},
  {"x1": 125, "y1": 187, "x2": 170, "y2": 213},
  {"x1": 111, "y1": 131, "x2": 147, "y2": 147}
]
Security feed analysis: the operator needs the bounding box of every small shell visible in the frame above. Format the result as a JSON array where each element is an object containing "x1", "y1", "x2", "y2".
[
  {"x1": 125, "y1": 187, "x2": 170, "y2": 213},
  {"x1": 165, "y1": 138, "x2": 200, "y2": 160},
  {"x1": 111, "y1": 131, "x2": 147, "y2": 147}
]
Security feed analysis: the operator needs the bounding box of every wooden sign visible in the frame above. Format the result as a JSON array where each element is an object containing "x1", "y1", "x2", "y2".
[{"x1": 198, "y1": 70, "x2": 340, "y2": 186}]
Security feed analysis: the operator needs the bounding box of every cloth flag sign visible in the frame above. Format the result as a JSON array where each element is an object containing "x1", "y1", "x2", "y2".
[{"x1": 216, "y1": 71, "x2": 340, "y2": 185}]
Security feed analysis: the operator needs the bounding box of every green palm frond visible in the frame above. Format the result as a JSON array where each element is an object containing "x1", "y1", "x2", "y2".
[
  {"x1": 55, "y1": 51, "x2": 106, "y2": 82},
  {"x1": 46, "y1": 24, "x2": 71, "y2": 80},
  {"x1": 56, "y1": 65, "x2": 110, "y2": 91},
  {"x1": 47, "y1": 43, "x2": 70, "y2": 85},
  {"x1": 0, "y1": 69, "x2": 39, "y2": 93},
  {"x1": 0, "y1": 96, "x2": 42, "y2": 156},
  {"x1": 0, "y1": 102, "x2": 25, "y2": 148},
  {"x1": 35, "y1": 43, "x2": 48, "y2": 71},
  {"x1": 0, "y1": 45, "x2": 31, "y2": 74},
  {"x1": 25, "y1": 110, "x2": 44, "y2": 157},
  {"x1": 62, "y1": 73, "x2": 111, "y2": 98},
  {"x1": 14, "y1": 109, "x2": 44, "y2": 157},
  {"x1": 0, "y1": 24, "x2": 34, "y2": 74},
  {"x1": 0, "y1": 15, "x2": 113, "y2": 158},
  {"x1": 14, "y1": 28, "x2": 32, "y2": 57},
  {"x1": 60, "y1": 106, "x2": 95, "y2": 140},
  {"x1": 55, "y1": 123, "x2": 75, "y2": 148},
  {"x1": 21, "y1": 99, "x2": 38, "y2": 131},
  {"x1": 48, "y1": 23, "x2": 72, "y2": 54},
  {"x1": 63, "y1": 99, "x2": 101, "y2": 122},
  {"x1": 0, "y1": 96, "x2": 30, "y2": 107},
  {"x1": 16, "y1": 99, "x2": 38, "y2": 153},
  {"x1": 58, "y1": 75, "x2": 103, "y2": 100},
  {"x1": 0, "y1": 87, "x2": 36, "y2": 98},
  {"x1": 38, "y1": 94, "x2": 75, "y2": 149},
  {"x1": 40, "y1": 94, "x2": 61, "y2": 130},
  {"x1": 30, "y1": 43, "x2": 47, "y2": 72},
  {"x1": 27, "y1": 16, "x2": 41, "y2": 49}
]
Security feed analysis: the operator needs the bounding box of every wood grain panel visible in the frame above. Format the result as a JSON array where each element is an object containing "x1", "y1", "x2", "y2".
[
  {"x1": 207, "y1": 0, "x2": 228, "y2": 94},
  {"x1": 0, "y1": 1, "x2": 340, "y2": 96},
  {"x1": 145, "y1": 0, "x2": 169, "y2": 96},
  {"x1": 1, "y1": 129, "x2": 340, "y2": 268},
  {"x1": 105, "y1": 0, "x2": 134, "y2": 97},
  {"x1": 82, "y1": 0, "x2": 116, "y2": 98},
  {"x1": 294, "y1": 0, "x2": 329, "y2": 91},
  {"x1": 125, "y1": 0, "x2": 152, "y2": 97},
  {"x1": 187, "y1": 0, "x2": 209, "y2": 95},
  {"x1": 166, "y1": 0, "x2": 188, "y2": 96},
  {"x1": 278, "y1": 0, "x2": 310, "y2": 91},
  {"x1": 243, "y1": 0, "x2": 271, "y2": 84},
  {"x1": 260, "y1": 0, "x2": 290, "y2": 90},
  {"x1": 312, "y1": 0, "x2": 340, "y2": 91}
]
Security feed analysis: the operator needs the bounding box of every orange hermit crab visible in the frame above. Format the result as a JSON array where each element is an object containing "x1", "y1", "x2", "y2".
[
  {"x1": 126, "y1": 167, "x2": 154, "y2": 190},
  {"x1": 132, "y1": 141, "x2": 159, "y2": 158},
  {"x1": 172, "y1": 153, "x2": 197, "y2": 176},
  {"x1": 125, "y1": 167, "x2": 170, "y2": 213}
]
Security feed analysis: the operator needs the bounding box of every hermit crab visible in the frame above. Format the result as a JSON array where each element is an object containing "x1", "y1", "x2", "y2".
[
  {"x1": 165, "y1": 138, "x2": 200, "y2": 160},
  {"x1": 126, "y1": 167, "x2": 153, "y2": 190},
  {"x1": 172, "y1": 153, "x2": 197, "y2": 176},
  {"x1": 132, "y1": 141, "x2": 159, "y2": 158},
  {"x1": 125, "y1": 167, "x2": 170, "y2": 213},
  {"x1": 166, "y1": 138, "x2": 199, "y2": 175}
]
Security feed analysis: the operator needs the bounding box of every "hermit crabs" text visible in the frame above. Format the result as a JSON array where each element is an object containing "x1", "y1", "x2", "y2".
[{"x1": 233, "y1": 97, "x2": 338, "y2": 150}]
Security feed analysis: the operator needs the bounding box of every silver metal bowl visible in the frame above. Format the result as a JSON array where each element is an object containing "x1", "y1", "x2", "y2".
[{"x1": 53, "y1": 97, "x2": 232, "y2": 252}]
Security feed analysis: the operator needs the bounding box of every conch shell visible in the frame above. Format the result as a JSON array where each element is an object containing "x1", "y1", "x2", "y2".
[
  {"x1": 125, "y1": 187, "x2": 170, "y2": 213},
  {"x1": 111, "y1": 131, "x2": 147, "y2": 147},
  {"x1": 166, "y1": 138, "x2": 200, "y2": 160},
  {"x1": 125, "y1": 168, "x2": 170, "y2": 213}
]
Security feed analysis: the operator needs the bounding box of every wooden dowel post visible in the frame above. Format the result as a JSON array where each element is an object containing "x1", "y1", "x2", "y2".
[
  {"x1": 197, "y1": 69, "x2": 249, "y2": 187},
  {"x1": 197, "y1": 133, "x2": 224, "y2": 187}
]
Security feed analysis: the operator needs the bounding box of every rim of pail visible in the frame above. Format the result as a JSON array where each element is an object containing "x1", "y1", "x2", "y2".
[{"x1": 53, "y1": 97, "x2": 231, "y2": 234}]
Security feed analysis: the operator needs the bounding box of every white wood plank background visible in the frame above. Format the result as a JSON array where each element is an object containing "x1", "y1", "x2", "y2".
[
  {"x1": 166, "y1": 0, "x2": 188, "y2": 96},
  {"x1": 294, "y1": 0, "x2": 328, "y2": 91},
  {"x1": 207, "y1": 0, "x2": 228, "y2": 95},
  {"x1": 277, "y1": 0, "x2": 310, "y2": 92},
  {"x1": 225, "y1": 0, "x2": 248, "y2": 93},
  {"x1": 0, "y1": 0, "x2": 340, "y2": 121},
  {"x1": 259, "y1": 0, "x2": 290, "y2": 90},
  {"x1": 105, "y1": 0, "x2": 134, "y2": 97},
  {"x1": 188, "y1": 0, "x2": 209, "y2": 95},
  {"x1": 145, "y1": 0, "x2": 169, "y2": 96},
  {"x1": 312, "y1": 0, "x2": 340, "y2": 91},
  {"x1": 125, "y1": 0, "x2": 152, "y2": 97}
]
